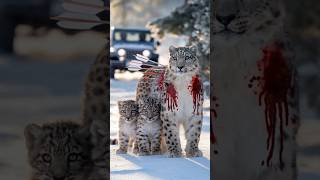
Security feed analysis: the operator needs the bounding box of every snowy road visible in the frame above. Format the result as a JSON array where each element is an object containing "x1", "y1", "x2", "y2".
[{"x1": 110, "y1": 72, "x2": 211, "y2": 180}]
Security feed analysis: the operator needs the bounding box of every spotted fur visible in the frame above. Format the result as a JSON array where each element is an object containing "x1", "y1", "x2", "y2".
[
  {"x1": 24, "y1": 46, "x2": 109, "y2": 180},
  {"x1": 136, "y1": 45, "x2": 204, "y2": 158},
  {"x1": 24, "y1": 121, "x2": 92, "y2": 180},
  {"x1": 116, "y1": 100, "x2": 139, "y2": 154},
  {"x1": 136, "y1": 97, "x2": 162, "y2": 156},
  {"x1": 212, "y1": 0, "x2": 285, "y2": 47},
  {"x1": 82, "y1": 46, "x2": 109, "y2": 179}
]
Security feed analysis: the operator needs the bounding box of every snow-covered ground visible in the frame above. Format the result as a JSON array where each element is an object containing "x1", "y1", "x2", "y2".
[{"x1": 110, "y1": 72, "x2": 211, "y2": 180}]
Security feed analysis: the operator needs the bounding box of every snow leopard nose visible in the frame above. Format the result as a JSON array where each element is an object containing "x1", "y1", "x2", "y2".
[
  {"x1": 177, "y1": 66, "x2": 184, "y2": 71},
  {"x1": 216, "y1": 14, "x2": 236, "y2": 26}
]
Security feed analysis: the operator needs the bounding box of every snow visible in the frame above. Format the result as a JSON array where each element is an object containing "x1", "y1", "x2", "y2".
[{"x1": 110, "y1": 72, "x2": 211, "y2": 180}]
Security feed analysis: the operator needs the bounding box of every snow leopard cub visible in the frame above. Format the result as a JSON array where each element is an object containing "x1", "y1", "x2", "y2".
[
  {"x1": 136, "y1": 97, "x2": 162, "y2": 156},
  {"x1": 116, "y1": 100, "x2": 139, "y2": 154},
  {"x1": 24, "y1": 121, "x2": 92, "y2": 180}
]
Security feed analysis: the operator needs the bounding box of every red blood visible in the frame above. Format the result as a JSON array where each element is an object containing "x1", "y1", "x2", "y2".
[
  {"x1": 188, "y1": 75, "x2": 203, "y2": 115},
  {"x1": 158, "y1": 70, "x2": 165, "y2": 91},
  {"x1": 143, "y1": 68, "x2": 163, "y2": 81},
  {"x1": 211, "y1": 96, "x2": 218, "y2": 144},
  {"x1": 249, "y1": 43, "x2": 293, "y2": 168},
  {"x1": 165, "y1": 83, "x2": 178, "y2": 111},
  {"x1": 143, "y1": 71, "x2": 160, "y2": 76}
]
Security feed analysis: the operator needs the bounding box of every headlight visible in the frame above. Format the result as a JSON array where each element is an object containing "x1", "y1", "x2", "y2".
[
  {"x1": 142, "y1": 50, "x2": 151, "y2": 57},
  {"x1": 117, "y1": 49, "x2": 126, "y2": 57},
  {"x1": 110, "y1": 47, "x2": 115, "y2": 53}
]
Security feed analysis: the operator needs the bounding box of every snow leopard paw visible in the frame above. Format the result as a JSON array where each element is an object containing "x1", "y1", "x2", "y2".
[
  {"x1": 186, "y1": 149, "x2": 203, "y2": 158},
  {"x1": 166, "y1": 150, "x2": 182, "y2": 158},
  {"x1": 116, "y1": 149, "x2": 127, "y2": 154}
]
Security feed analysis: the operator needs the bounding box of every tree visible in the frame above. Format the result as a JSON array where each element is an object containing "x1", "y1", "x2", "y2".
[{"x1": 148, "y1": 0, "x2": 210, "y2": 81}]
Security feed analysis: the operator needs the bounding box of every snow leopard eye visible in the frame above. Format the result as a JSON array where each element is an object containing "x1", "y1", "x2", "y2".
[
  {"x1": 68, "y1": 153, "x2": 81, "y2": 162},
  {"x1": 42, "y1": 153, "x2": 51, "y2": 163},
  {"x1": 185, "y1": 56, "x2": 192, "y2": 62}
]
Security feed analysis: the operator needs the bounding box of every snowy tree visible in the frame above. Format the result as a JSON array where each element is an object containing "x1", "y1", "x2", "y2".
[
  {"x1": 148, "y1": 0, "x2": 210, "y2": 80},
  {"x1": 110, "y1": 0, "x2": 181, "y2": 27}
]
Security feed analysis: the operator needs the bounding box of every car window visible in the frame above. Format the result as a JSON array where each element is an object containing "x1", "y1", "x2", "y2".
[
  {"x1": 114, "y1": 31, "x2": 152, "y2": 43},
  {"x1": 127, "y1": 32, "x2": 140, "y2": 41}
]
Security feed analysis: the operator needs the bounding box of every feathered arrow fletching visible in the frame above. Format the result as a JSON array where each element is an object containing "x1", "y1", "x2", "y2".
[
  {"x1": 127, "y1": 56, "x2": 165, "y2": 72},
  {"x1": 134, "y1": 54, "x2": 164, "y2": 66},
  {"x1": 52, "y1": 0, "x2": 108, "y2": 30},
  {"x1": 52, "y1": 12, "x2": 108, "y2": 30}
]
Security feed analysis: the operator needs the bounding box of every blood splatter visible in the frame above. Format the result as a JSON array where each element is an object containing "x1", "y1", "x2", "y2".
[
  {"x1": 211, "y1": 96, "x2": 219, "y2": 144},
  {"x1": 188, "y1": 75, "x2": 203, "y2": 115},
  {"x1": 158, "y1": 70, "x2": 165, "y2": 91},
  {"x1": 248, "y1": 42, "x2": 294, "y2": 169},
  {"x1": 165, "y1": 83, "x2": 178, "y2": 111}
]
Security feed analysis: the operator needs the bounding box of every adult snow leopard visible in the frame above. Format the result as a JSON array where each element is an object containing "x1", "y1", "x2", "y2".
[
  {"x1": 211, "y1": 0, "x2": 299, "y2": 180},
  {"x1": 136, "y1": 45, "x2": 204, "y2": 158}
]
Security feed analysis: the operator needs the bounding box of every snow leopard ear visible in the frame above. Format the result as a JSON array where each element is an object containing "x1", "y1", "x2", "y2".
[
  {"x1": 24, "y1": 124, "x2": 42, "y2": 150},
  {"x1": 189, "y1": 45, "x2": 198, "y2": 55},
  {"x1": 169, "y1": 45, "x2": 176, "y2": 55}
]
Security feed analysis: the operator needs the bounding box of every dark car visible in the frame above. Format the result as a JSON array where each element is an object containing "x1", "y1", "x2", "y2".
[{"x1": 110, "y1": 27, "x2": 159, "y2": 78}]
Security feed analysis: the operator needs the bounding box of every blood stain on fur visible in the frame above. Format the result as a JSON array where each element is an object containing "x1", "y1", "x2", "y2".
[
  {"x1": 158, "y1": 70, "x2": 165, "y2": 91},
  {"x1": 165, "y1": 83, "x2": 178, "y2": 112},
  {"x1": 188, "y1": 75, "x2": 203, "y2": 115},
  {"x1": 248, "y1": 43, "x2": 294, "y2": 169},
  {"x1": 211, "y1": 96, "x2": 219, "y2": 144}
]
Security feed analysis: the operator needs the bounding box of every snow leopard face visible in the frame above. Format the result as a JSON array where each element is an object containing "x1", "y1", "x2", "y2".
[
  {"x1": 212, "y1": 0, "x2": 285, "y2": 46},
  {"x1": 118, "y1": 100, "x2": 139, "y2": 122},
  {"x1": 138, "y1": 97, "x2": 160, "y2": 122},
  {"x1": 168, "y1": 46, "x2": 200, "y2": 74},
  {"x1": 24, "y1": 122, "x2": 91, "y2": 180}
]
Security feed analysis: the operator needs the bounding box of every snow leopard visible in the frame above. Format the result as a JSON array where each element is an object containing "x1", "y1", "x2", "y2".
[
  {"x1": 116, "y1": 100, "x2": 139, "y2": 154},
  {"x1": 136, "y1": 97, "x2": 162, "y2": 156},
  {"x1": 136, "y1": 45, "x2": 204, "y2": 158},
  {"x1": 211, "y1": 0, "x2": 299, "y2": 180},
  {"x1": 24, "y1": 45, "x2": 109, "y2": 180},
  {"x1": 24, "y1": 121, "x2": 92, "y2": 180},
  {"x1": 82, "y1": 46, "x2": 109, "y2": 179}
]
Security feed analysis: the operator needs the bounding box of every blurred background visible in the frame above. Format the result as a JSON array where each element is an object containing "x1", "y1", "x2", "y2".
[
  {"x1": 283, "y1": 1, "x2": 320, "y2": 179},
  {"x1": 0, "y1": 0, "x2": 107, "y2": 179}
]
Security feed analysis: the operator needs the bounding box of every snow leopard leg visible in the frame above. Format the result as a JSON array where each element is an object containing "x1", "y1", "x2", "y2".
[
  {"x1": 132, "y1": 139, "x2": 139, "y2": 154},
  {"x1": 150, "y1": 131, "x2": 162, "y2": 155},
  {"x1": 136, "y1": 127, "x2": 150, "y2": 156},
  {"x1": 184, "y1": 115, "x2": 203, "y2": 157},
  {"x1": 162, "y1": 112, "x2": 182, "y2": 158},
  {"x1": 116, "y1": 132, "x2": 129, "y2": 154}
]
